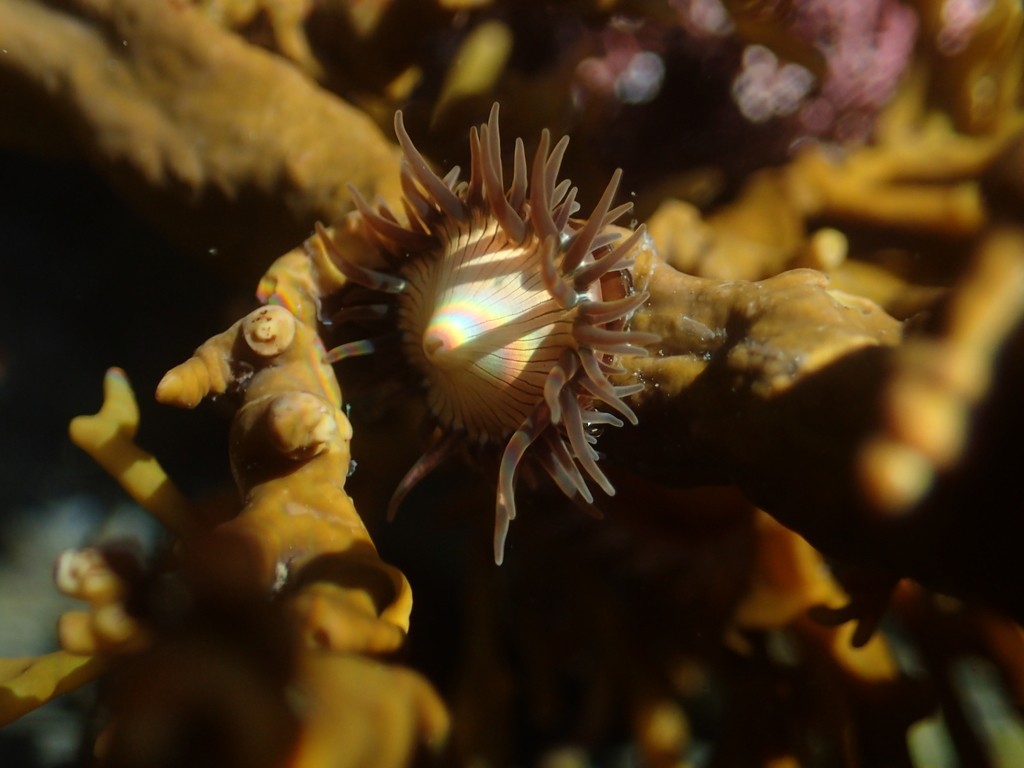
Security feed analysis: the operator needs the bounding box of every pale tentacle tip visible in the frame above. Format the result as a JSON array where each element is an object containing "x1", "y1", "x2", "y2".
[{"x1": 493, "y1": 514, "x2": 510, "y2": 566}]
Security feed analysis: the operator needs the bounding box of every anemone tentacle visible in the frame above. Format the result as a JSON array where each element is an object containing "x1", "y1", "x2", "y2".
[
  {"x1": 386, "y1": 430, "x2": 464, "y2": 522},
  {"x1": 315, "y1": 222, "x2": 407, "y2": 293},
  {"x1": 394, "y1": 112, "x2": 467, "y2": 222},
  {"x1": 562, "y1": 168, "x2": 623, "y2": 274},
  {"x1": 541, "y1": 429, "x2": 595, "y2": 499},
  {"x1": 322, "y1": 104, "x2": 656, "y2": 562},
  {"x1": 495, "y1": 404, "x2": 552, "y2": 564}
]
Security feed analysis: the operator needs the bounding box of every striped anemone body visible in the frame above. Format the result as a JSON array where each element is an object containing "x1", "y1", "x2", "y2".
[
  {"x1": 399, "y1": 219, "x2": 578, "y2": 442},
  {"x1": 317, "y1": 105, "x2": 657, "y2": 563}
]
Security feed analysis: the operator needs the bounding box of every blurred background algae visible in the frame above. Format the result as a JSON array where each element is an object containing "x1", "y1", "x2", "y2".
[{"x1": 1, "y1": 0, "x2": 1024, "y2": 766}]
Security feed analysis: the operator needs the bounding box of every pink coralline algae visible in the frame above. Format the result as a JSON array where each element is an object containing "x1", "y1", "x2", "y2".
[
  {"x1": 573, "y1": 19, "x2": 670, "y2": 108},
  {"x1": 937, "y1": 0, "x2": 994, "y2": 54},
  {"x1": 574, "y1": 0, "x2": 919, "y2": 145},
  {"x1": 671, "y1": 0, "x2": 734, "y2": 38},
  {"x1": 792, "y1": 0, "x2": 919, "y2": 141},
  {"x1": 731, "y1": 44, "x2": 816, "y2": 124}
]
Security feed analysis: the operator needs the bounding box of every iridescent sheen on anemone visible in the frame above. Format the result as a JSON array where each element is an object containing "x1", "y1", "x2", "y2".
[{"x1": 317, "y1": 105, "x2": 657, "y2": 563}]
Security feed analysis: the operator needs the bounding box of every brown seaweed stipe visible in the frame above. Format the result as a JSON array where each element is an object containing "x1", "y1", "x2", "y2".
[
  {"x1": 0, "y1": 329, "x2": 450, "y2": 757},
  {"x1": 319, "y1": 104, "x2": 657, "y2": 563}
]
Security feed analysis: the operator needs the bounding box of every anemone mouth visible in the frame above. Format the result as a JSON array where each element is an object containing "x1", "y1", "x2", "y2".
[{"x1": 317, "y1": 104, "x2": 659, "y2": 563}]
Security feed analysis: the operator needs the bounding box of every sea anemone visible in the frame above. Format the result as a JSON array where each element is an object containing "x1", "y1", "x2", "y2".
[{"x1": 317, "y1": 104, "x2": 657, "y2": 563}]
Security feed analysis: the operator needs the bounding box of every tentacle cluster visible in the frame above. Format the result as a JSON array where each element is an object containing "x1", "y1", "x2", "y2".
[{"x1": 317, "y1": 104, "x2": 657, "y2": 563}]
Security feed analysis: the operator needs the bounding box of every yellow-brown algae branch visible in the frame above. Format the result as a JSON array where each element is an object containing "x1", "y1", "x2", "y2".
[
  {"x1": 792, "y1": 146, "x2": 987, "y2": 237},
  {"x1": 154, "y1": 322, "x2": 241, "y2": 409},
  {"x1": 730, "y1": 512, "x2": 847, "y2": 636},
  {"x1": 70, "y1": 367, "x2": 199, "y2": 540},
  {"x1": 54, "y1": 548, "x2": 152, "y2": 655},
  {"x1": 0, "y1": 653, "x2": 108, "y2": 726},
  {"x1": 290, "y1": 651, "x2": 451, "y2": 768},
  {"x1": 159, "y1": 303, "x2": 414, "y2": 649},
  {"x1": 255, "y1": 216, "x2": 382, "y2": 328},
  {"x1": 196, "y1": 0, "x2": 324, "y2": 80},
  {"x1": 624, "y1": 244, "x2": 902, "y2": 403},
  {"x1": 609, "y1": 246, "x2": 905, "y2": 555},
  {"x1": 858, "y1": 227, "x2": 1024, "y2": 513},
  {"x1": 615, "y1": 245, "x2": 1024, "y2": 619},
  {"x1": 787, "y1": 66, "x2": 1019, "y2": 236},
  {"x1": 287, "y1": 581, "x2": 408, "y2": 655},
  {"x1": 915, "y1": 0, "x2": 1024, "y2": 135},
  {"x1": 4, "y1": 369, "x2": 188, "y2": 725},
  {"x1": 730, "y1": 516, "x2": 918, "y2": 718},
  {"x1": 0, "y1": 0, "x2": 403, "y2": 276},
  {"x1": 645, "y1": 78, "x2": 1022, "y2": 287}
]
